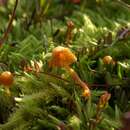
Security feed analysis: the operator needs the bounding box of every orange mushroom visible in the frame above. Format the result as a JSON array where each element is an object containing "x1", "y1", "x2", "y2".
[
  {"x1": 49, "y1": 46, "x2": 90, "y2": 97},
  {"x1": 0, "y1": 71, "x2": 14, "y2": 95},
  {"x1": 49, "y1": 46, "x2": 77, "y2": 67},
  {"x1": 102, "y1": 55, "x2": 113, "y2": 64}
]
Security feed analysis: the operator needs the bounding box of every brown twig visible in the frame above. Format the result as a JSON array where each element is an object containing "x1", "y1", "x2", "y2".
[
  {"x1": 40, "y1": 71, "x2": 110, "y2": 89},
  {"x1": 65, "y1": 20, "x2": 74, "y2": 46},
  {"x1": 0, "y1": 0, "x2": 18, "y2": 45},
  {"x1": 26, "y1": 8, "x2": 36, "y2": 30}
]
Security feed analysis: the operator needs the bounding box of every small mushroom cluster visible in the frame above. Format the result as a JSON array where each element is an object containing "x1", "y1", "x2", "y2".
[{"x1": 49, "y1": 46, "x2": 90, "y2": 97}]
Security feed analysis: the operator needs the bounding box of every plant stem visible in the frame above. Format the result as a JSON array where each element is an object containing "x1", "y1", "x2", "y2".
[
  {"x1": 65, "y1": 20, "x2": 74, "y2": 46},
  {"x1": 26, "y1": 8, "x2": 36, "y2": 30},
  {"x1": 0, "y1": 0, "x2": 18, "y2": 45},
  {"x1": 64, "y1": 66, "x2": 90, "y2": 97}
]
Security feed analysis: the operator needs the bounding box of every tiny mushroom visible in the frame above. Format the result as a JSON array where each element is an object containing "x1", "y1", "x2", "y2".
[
  {"x1": 50, "y1": 46, "x2": 77, "y2": 67},
  {"x1": 49, "y1": 46, "x2": 90, "y2": 97},
  {"x1": 0, "y1": 71, "x2": 14, "y2": 95},
  {"x1": 103, "y1": 55, "x2": 113, "y2": 65}
]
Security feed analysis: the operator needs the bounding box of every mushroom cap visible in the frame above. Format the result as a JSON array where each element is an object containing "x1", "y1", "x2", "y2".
[
  {"x1": 50, "y1": 46, "x2": 77, "y2": 67},
  {"x1": 0, "y1": 71, "x2": 14, "y2": 87},
  {"x1": 103, "y1": 55, "x2": 113, "y2": 64}
]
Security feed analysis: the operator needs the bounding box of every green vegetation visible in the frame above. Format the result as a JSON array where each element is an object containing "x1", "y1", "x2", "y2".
[{"x1": 0, "y1": 0, "x2": 130, "y2": 130}]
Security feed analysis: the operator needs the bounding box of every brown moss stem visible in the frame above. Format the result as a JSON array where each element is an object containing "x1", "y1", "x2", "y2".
[
  {"x1": 0, "y1": 0, "x2": 18, "y2": 45},
  {"x1": 64, "y1": 65, "x2": 90, "y2": 96}
]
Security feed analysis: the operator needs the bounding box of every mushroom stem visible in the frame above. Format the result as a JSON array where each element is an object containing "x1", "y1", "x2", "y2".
[
  {"x1": 5, "y1": 87, "x2": 11, "y2": 96},
  {"x1": 64, "y1": 66, "x2": 90, "y2": 96}
]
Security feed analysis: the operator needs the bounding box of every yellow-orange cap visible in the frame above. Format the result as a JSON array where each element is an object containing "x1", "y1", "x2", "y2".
[{"x1": 50, "y1": 46, "x2": 77, "y2": 67}]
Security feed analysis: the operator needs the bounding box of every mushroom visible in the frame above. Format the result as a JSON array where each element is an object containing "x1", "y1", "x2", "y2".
[
  {"x1": 0, "y1": 71, "x2": 14, "y2": 96},
  {"x1": 102, "y1": 55, "x2": 115, "y2": 65},
  {"x1": 49, "y1": 46, "x2": 90, "y2": 97}
]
